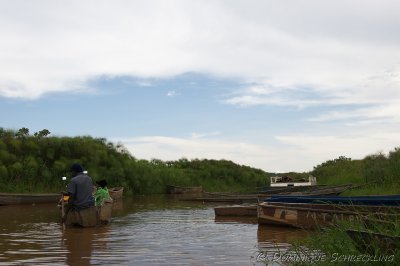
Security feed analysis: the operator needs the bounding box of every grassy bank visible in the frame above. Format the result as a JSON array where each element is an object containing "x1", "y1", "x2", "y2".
[{"x1": 290, "y1": 217, "x2": 400, "y2": 265}]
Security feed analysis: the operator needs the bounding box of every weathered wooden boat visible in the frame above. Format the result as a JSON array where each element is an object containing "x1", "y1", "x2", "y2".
[
  {"x1": 263, "y1": 194, "x2": 400, "y2": 206},
  {"x1": 60, "y1": 195, "x2": 113, "y2": 227},
  {"x1": 109, "y1": 187, "x2": 124, "y2": 201},
  {"x1": 0, "y1": 192, "x2": 60, "y2": 205},
  {"x1": 181, "y1": 185, "x2": 352, "y2": 203},
  {"x1": 257, "y1": 185, "x2": 323, "y2": 194},
  {"x1": 346, "y1": 229, "x2": 400, "y2": 255},
  {"x1": 181, "y1": 195, "x2": 258, "y2": 203},
  {"x1": 258, "y1": 200, "x2": 400, "y2": 229},
  {"x1": 285, "y1": 184, "x2": 353, "y2": 196},
  {"x1": 167, "y1": 185, "x2": 203, "y2": 194},
  {"x1": 214, "y1": 205, "x2": 257, "y2": 217}
]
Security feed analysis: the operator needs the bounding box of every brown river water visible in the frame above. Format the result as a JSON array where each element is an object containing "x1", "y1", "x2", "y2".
[{"x1": 0, "y1": 195, "x2": 309, "y2": 265}]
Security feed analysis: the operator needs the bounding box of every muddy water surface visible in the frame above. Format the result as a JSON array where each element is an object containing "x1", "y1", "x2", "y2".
[{"x1": 0, "y1": 195, "x2": 309, "y2": 265}]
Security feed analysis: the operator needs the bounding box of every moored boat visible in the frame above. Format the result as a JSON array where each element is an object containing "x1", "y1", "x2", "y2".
[
  {"x1": 258, "y1": 195, "x2": 400, "y2": 229},
  {"x1": 167, "y1": 185, "x2": 203, "y2": 194},
  {"x1": 0, "y1": 192, "x2": 60, "y2": 205},
  {"x1": 109, "y1": 187, "x2": 124, "y2": 201},
  {"x1": 263, "y1": 194, "x2": 400, "y2": 206},
  {"x1": 214, "y1": 205, "x2": 257, "y2": 217},
  {"x1": 270, "y1": 175, "x2": 317, "y2": 187}
]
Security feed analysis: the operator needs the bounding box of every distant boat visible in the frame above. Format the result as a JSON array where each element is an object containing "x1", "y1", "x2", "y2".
[
  {"x1": 167, "y1": 185, "x2": 203, "y2": 194},
  {"x1": 0, "y1": 192, "x2": 60, "y2": 205},
  {"x1": 182, "y1": 185, "x2": 352, "y2": 203},
  {"x1": 258, "y1": 195, "x2": 400, "y2": 229},
  {"x1": 109, "y1": 187, "x2": 124, "y2": 201},
  {"x1": 270, "y1": 175, "x2": 317, "y2": 187}
]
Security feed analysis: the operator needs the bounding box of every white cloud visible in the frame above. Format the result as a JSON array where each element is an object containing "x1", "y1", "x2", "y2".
[
  {"x1": 1, "y1": 0, "x2": 399, "y2": 103},
  {"x1": 115, "y1": 128, "x2": 400, "y2": 173},
  {"x1": 166, "y1": 90, "x2": 178, "y2": 97},
  {"x1": 2, "y1": 0, "x2": 400, "y2": 172},
  {"x1": 276, "y1": 130, "x2": 400, "y2": 165},
  {"x1": 115, "y1": 135, "x2": 278, "y2": 171}
]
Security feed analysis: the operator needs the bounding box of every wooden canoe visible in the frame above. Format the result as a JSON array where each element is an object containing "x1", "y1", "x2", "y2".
[
  {"x1": 62, "y1": 198, "x2": 113, "y2": 227},
  {"x1": 257, "y1": 201, "x2": 400, "y2": 229},
  {"x1": 214, "y1": 205, "x2": 257, "y2": 217},
  {"x1": 0, "y1": 192, "x2": 60, "y2": 205},
  {"x1": 263, "y1": 194, "x2": 400, "y2": 206},
  {"x1": 181, "y1": 185, "x2": 352, "y2": 203},
  {"x1": 167, "y1": 185, "x2": 203, "y2": 194},
  {"x1": 109, "y1": 187, "x2": 124, "y2": 201}
]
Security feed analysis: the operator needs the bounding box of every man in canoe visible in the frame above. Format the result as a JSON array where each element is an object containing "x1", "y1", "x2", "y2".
[{"x1": 66, "y1": 163, "x2": 95, "y2": 210}]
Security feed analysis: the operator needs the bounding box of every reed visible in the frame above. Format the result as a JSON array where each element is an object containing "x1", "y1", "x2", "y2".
[{"x1": 289, "y1": 210, "x2": 400, "y2": 265}]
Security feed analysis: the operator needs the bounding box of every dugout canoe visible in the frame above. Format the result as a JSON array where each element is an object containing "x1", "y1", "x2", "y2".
[
  {"x1": 167, "y1": 185, "x2": 203, "y2": 194},
  {"x1": 109, "y1": 187, "x2": 124, "y2": 201},
  {"x1": 263, "y1": 194, "x2": 400, "y2": 206},
  {"x1": 0, "y1": 192, "x2": 60, "y2": 205},
  {"x1": 257, "y1": 201, "x2": 400, "y2": 229},
  {"x1": 181, "y1": 185, "x2": 352, "y2": 203},
  {"x1": 60, "y1": 194, "x2": 113, "y2": 227}
]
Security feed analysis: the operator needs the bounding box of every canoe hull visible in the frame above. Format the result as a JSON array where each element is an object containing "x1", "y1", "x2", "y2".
[
  {"x1": 167, "y1": 185, "x2": 203, "y2": 194},
  {"x1": 109, "y1": 187, "x2": 124, "y2": 201},
  {"x1": 63, "y1": 199, "x2": 113, "y2": 227},
  {"x1": 257, "y1": 202, "x2": 399, "y2": 229},
  {"x1": 0, "y1": 193, "x2": 60, "y2": 205}
]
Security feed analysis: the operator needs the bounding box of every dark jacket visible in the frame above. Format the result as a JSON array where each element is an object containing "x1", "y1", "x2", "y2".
[{"x1": 67, "y1": 172, "x2": 95, "y2": 210}]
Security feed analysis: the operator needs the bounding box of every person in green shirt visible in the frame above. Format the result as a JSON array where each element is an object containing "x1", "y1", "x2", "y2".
[{"x1": 94, "y1": 179, "x2": 111, "y2": 206}]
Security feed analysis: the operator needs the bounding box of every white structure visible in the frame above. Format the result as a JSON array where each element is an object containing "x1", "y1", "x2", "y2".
[{"x1": 270, "y1": 175, "x2": 317, "y2": 187}]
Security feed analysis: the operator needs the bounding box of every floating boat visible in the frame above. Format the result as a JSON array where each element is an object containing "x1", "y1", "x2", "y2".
[
  {"x1": 182, "y1": 185, "x2": 352, "y2": 203},
  {"x1": 214, "y1": 205, "x2": 257, "y2": 217},
  {"x1": 60, "y1": 194, "x2": 113, "y2": 227},
  {"x1": 0, "y1": 192, "x2": 60, "y2": 205},
  {"x1": 263, "y1": 194, "x2": 400, "y2": 206},
  {"x1": 109, "y1": 187, "x2": 124, "y2": 201},
  {"x1": 258, "y1": 195, "x2": 400, "y2": 229},
  {"x1": 167, "y1": 185, "x2": 203, "y2": 194},
  {"x1": 270, "y1": 175, "x2": 317, "y2": 187}
]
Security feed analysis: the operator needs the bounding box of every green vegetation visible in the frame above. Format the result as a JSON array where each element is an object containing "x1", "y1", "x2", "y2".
[
  {"x1": 0, "y1": 127, "x2": 268, "y2": 194},
  {"x1": 310, "y1": 151, "x2": 400, "y2": 195},
  {"x1": 2, "y1": 126, "x2": 400, "y2": 196},
  {"x1": 290, "y1": 214, "x2": 400, "y2": 265}
]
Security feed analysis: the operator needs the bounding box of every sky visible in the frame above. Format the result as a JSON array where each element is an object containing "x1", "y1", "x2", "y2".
[{"x1": 1, "y1": 0, "x2": 400, "y2": 173}]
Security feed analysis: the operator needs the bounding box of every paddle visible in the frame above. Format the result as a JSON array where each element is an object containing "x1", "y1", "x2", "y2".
[{"x1": 60, "y1": 176, "x2": 68, "y2": 229}]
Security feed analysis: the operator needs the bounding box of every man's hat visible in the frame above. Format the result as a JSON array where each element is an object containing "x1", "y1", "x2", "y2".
[{"x1": 70, "y1": 163, "x2": 84, "y2": 173}]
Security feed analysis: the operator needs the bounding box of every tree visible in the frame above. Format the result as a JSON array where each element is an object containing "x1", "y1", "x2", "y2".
[
  {"x1": 34, "y1": 129, "x2": 51, "y2": 138},
  {"x1": 16, "y1": 127, "x2": 29, "y2": 138}
]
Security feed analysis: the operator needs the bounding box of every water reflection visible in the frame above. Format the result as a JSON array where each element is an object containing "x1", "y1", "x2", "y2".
[
  {"x1": 62, "y1": 226, "x2": 109, "y2": 266},
  {"x1": 257, "y1": 224, "x2": 310, "y2": 244},
  {"x1": 0, "y1": 196, "x2": 311, "y2": 266}
]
